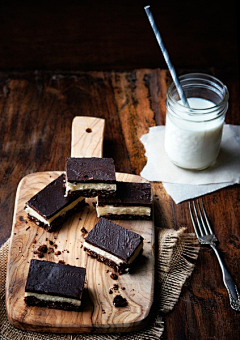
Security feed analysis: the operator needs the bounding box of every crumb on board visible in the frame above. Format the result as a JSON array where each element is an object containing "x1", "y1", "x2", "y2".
[{"x1": 113, "y1": 295, "x2": 128, "y2": 307}]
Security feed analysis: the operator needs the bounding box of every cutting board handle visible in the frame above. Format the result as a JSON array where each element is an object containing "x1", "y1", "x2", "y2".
[{"x1": 71, "y1": 116, "x2": 105, "y2": 158}]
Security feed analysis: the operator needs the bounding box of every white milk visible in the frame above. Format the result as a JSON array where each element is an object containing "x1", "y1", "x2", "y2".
[{"x1": 164, "y1": 97, "x2": 225, "y2": 170}]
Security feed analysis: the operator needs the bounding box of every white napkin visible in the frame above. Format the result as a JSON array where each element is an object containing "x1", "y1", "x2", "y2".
[{"x1": 140, "y1": 124, "x2": 240, "y2": 203}]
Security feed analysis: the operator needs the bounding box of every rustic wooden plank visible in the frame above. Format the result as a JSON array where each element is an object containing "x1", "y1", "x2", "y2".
[
  {"x1": 1, "y1": 69, "x2": 240, "y2": 340},
  {"x1": 162, "y1": 185, "x2": 240, "y2": 340},
  {"x1": 5, "y1": 117, "x2": 155, "y2": 333},
  {"x1": 111, "y1": 69, "x2": 157, "y2": 175},
  {"x1": 6, "y1": 171, "x2": 154, "y2": 333}
]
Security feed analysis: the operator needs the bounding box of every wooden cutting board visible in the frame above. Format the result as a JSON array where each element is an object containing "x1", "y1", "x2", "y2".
[{"x1": 5, "y1": 116, "x2": 155, "y2": 333}]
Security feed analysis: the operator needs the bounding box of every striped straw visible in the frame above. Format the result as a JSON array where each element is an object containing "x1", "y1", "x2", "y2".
[{"x1": 144, "y1": 5, "x2": 190, "y2": 108}]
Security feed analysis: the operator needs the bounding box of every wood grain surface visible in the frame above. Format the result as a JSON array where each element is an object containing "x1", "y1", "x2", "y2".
[
  {"x1": 5, "y1": 117, "x2": 155, "y2": 333},
  {"x1": 1, "y1": 69, "x2": 239, "y2": 339},
  {"x1": 71, "y1": 116, "x2": 105, "y2": 157}
]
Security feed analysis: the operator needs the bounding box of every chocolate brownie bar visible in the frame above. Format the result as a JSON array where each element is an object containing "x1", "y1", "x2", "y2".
[
  {"x1": 83, "y1": 218, "x2": 143, "y2": 274},
  {"x1": 24, "y1": 259, "x2": 86, "y2": 311},
  {"x1": 96, "y1": 181, "x2": 152, "y2": 220},
  {"x1": 25, "y1": 174, "x2": 85, "y2": 232},
  {"x1": 65, "y1": 157, "x2": 116, "y2": 197}
]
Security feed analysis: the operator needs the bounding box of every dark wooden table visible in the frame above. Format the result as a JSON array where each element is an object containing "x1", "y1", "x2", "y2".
[{"x1": 0, "y1": 67, "x2": 239, "y2": 339}]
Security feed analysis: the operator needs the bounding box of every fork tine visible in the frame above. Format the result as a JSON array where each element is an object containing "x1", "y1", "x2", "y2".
[
  {"x1": 199, "y1": 198, "x2": 214, "y2": 235},
  {"x1": 189, "y1": 201, "x2": 202, "y2": 238},
  {"x1": 189, "y1": 202, "x2": 239, "y2": 311},
  {"x1": 192, "y1": 201, "x2": 204, "y2": 236},
  {"x1": 196, "y1": 199, "x2": 209, "y2": 235},
  {"x1": 189, "y1": 199, "x2": 214, "y2": 238}
]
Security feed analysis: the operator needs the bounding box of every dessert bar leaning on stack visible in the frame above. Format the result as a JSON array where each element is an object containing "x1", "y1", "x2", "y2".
[
  {"x1": 65, "y1": 157, "x2": 116, "y2": 197},
  {"x1": 25, "y1": 174, "x2": 85, "y2": 232},
  {"x1": 24, "y1": 259, "x2": 86, "y2": 311},
  {"x1": 83, "y1": 218, "x2": 144, "y2": 274},
  {"x1": 96, "y1": 181, "x2": 152, "y2": 220}
]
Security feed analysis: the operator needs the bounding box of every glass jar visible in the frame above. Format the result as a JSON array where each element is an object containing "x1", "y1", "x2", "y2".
[{"x1": 164, "y1": 73, "x2": 229, "y2": 170}]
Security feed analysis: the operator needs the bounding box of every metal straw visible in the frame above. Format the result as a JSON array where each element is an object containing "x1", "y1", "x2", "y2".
[{"x1": 144, "y1": 5, "x2": 190, "y2": 108}]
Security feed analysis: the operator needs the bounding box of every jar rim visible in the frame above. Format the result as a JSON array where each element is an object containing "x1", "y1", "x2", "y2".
[{"x1": 167, "y1": 73, "x2": 229, "y2": 112}]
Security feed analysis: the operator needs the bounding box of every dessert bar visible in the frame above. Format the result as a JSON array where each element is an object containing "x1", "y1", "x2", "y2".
[
  {"x1": 96, "y1": 181, "x2": 152, "y2": 219},
  {"x1": 25, "y1": 174, "x2": 85, "y2": 232},
  {"x1": 24, "y1": 259, "x2": 86, "y2": 311},
  {"x1": 65, "y1": 157, "x2": 116, "y2": 197},
  {"x1": 83, "y1": 218, "x2": 143, "y2": 274}
]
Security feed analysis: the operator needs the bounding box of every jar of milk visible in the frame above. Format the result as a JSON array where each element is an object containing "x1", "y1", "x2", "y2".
[{"x1": 164, "y1": 73, "x2": 229, "y2": 170}]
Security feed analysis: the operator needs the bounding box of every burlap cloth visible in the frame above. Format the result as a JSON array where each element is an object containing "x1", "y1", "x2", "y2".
[{"x1": 0, "y1": 227, "x2": 199, "y2": 339}]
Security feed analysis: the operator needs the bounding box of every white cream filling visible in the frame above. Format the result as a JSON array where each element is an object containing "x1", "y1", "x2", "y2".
[
  {"x1": 96, "y1": 205, "x2": 151, "y2": 217},
  {"x1": 66, "y1": 182, "x2": 116, "y2": 194},
  {"x1": 83, "y1": 241, "x2": 143, "y2": 265},
  {"x1": 25, "y1": 292, "x2": 81, "y2": 306},
  {"x1": 25, "y1": 196, "x2": 84, "y2": 226}
]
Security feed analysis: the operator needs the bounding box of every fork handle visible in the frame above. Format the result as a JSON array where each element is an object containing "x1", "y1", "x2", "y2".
[{"x1": 211, "y1": 244, "x2": 240, "y2": 311}]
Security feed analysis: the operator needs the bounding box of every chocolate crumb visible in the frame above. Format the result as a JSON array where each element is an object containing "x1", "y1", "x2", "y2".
[
  {"x1": 33, "y1": 244, "x2": 48, "y2": 258},
  {"x1": 55, "y1": 251, "x2": 61, "y2": 256},
  {"x1": 110, "y1": 272, "x2": 118, "y2": 280},
  {"x1": 37, "y1": 252, "x2": 44, "y2": 258},
  {"x1": 37, "y1": 245, "x2": 48, "y2": 253},
  {"x1": 113, "y1": 284, "x2": 119, "y2": 290},
  {"x1": 113, "y1": 295, "x2": 128, "y2": 307},
  {"x1": 49, "y1": 240, "x2": 54, "y2": 245},
  {"x1": 109, "y1": 288, "x2": 113, "y2": 294},
  {"x1": 26, "y1": 226, "x2": 30, "y2": 231},
  {"x1": 58, "y1": 260, "x2": 65, "y2": 264},
  {"x1": 81, "y1": 227, "x2": 88, "y2": 235}
]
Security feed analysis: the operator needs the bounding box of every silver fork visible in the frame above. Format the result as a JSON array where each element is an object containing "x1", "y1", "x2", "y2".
[{"x1": 189, "y1": 198, "x2": 240, "y2": 311}]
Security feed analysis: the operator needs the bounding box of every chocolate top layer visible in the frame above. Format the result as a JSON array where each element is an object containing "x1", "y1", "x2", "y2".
[
  {"x1": 66, "y1": 157, "x2": 116, "y2": 183},
  {"x1": 97, "y1": 181, "x2": 152, "y2": 206},
  {"x1": 85, "y1": 218, "x2": 143, "y2": 262},
  {"x1": 26, "y1": 174, "x2": 82, "y2": 219},
  {"x1": 25, "y1": 259, "x2": 86, "y2": 300}
]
